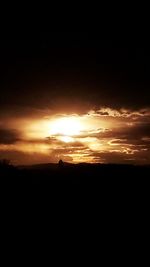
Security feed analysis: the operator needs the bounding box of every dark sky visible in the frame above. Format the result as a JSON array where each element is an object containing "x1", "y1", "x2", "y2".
[{"x1": 1, "y1": 31, "x2": 150, "y2": 112}]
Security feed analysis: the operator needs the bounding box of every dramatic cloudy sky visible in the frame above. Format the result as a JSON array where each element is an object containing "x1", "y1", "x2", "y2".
[{"x1": 0, "y1": 32, "x2": 150, "y2": 165}]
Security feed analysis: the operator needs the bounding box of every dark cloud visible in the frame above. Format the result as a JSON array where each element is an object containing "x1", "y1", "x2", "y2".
[
  {"x1": 0, "y1": 129, "x2": 21, "y2": 144},
  {"x1": 0, "y1": 150, "x2": 52, "y2": 166},
  {"x1": 90, "y1": 151, "x2": 132, "y2": 163},
  {"x1": 88, "y1": 123, "x2": 150, "y2": 142},
  {"x1": 88, "y1": 150, "x2": 150, "y2": 165},
  {"x1": 129, "y1": 124, "x2": 150, "y2": 137},
  {"x1": 97, "y1": 111, "x2": 109, "y2": 116}
]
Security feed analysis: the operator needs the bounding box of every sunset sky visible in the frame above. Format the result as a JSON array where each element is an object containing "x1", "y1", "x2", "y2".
[{"x1": 0, "y1": 32, "x2": 150, "y2": 165}]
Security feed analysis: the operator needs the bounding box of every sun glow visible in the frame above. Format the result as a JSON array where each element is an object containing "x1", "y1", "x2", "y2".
[
  {"x1": 58, "y1": 136, "x2": 74, "y2": 143},
  {"x1": 49, "y1": 117, "x2": 82, "y2": 136},
  {"x1": 1, "y1": 107, "x2": 149, "y2": 166}
]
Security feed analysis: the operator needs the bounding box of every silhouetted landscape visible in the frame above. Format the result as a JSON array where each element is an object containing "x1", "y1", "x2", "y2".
[{"x1": 1, "y1": 160, "x2": 150, "y2": 205}]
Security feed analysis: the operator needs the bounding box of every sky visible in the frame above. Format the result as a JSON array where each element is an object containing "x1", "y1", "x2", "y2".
[{"x1": 0, "y1": 32, "x2": 150, "y2": 165}]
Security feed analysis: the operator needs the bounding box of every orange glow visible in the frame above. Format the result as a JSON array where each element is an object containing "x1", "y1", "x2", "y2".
[
  {"x1": 58, "y1": 136, "x2": 74, "y2": 143},
  {"x1": 49, "y1": 117, "x2": 82, "y2": 136},
  {"x1": 1, "y1": 108, "x2": 149, "y2": 165}
]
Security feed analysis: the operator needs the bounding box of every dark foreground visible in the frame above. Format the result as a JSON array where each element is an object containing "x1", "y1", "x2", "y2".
[
  {"x1": 0, "y1": 162, "x2": 150, "y2": 202},
  {"x1": 1, "y1": 162, "x2": 149, "y2": 258}
]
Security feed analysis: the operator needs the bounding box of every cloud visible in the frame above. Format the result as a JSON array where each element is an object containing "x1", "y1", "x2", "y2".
[
  {"x1": 84, "y1": 122, "x2": 150, "y2": 144},
  {"x1": 0, "y1": 150, "x2": 53, "y2": 165},
  {"x1": 87, "y1": 149, "x2": 150, "y2": 164},
  {"x1": 87, "y1": 108, "x2": 150, "y2": 118},
  {"x1": 0, "y1": 129, "x2": 21, "y2": 144},
  {"x1": 72, "y1": 128, "x2": 109, "y2": 139},
  {"x1": 0, "y1": 106, "x2": 150, "y2": 165}
]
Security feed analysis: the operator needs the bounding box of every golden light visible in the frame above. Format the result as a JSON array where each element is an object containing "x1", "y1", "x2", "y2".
[
  {"x1": 12, "y1": 114, "x2": 112, "y2": 164},
  {"x1": 49, "y1": 117, "x2": 82, "y2": 136},
  {"x1": 58, "y1": 136, "x2": 74, "y2": 143}
]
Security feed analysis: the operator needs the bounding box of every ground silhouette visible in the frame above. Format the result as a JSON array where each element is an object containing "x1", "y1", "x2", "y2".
[
  {"x1": 1, "y1": 160, "x2": 149, "y2": 233},
  {"x1": 1, "y1": 160, "x2": 149, "y2": 193}
]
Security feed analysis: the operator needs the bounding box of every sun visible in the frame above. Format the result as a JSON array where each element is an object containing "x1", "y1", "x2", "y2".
[
  {"x1": 50, "y1": 117, "x2": 82, "y2": 136},
  {"x1": 58, "y1": 136, "x2": 74, "y2": 143}
]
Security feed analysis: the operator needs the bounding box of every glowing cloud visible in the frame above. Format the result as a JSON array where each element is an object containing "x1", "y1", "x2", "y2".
[{"x1": 0, "y1": 108, "x2": 150, "y2": 165}]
